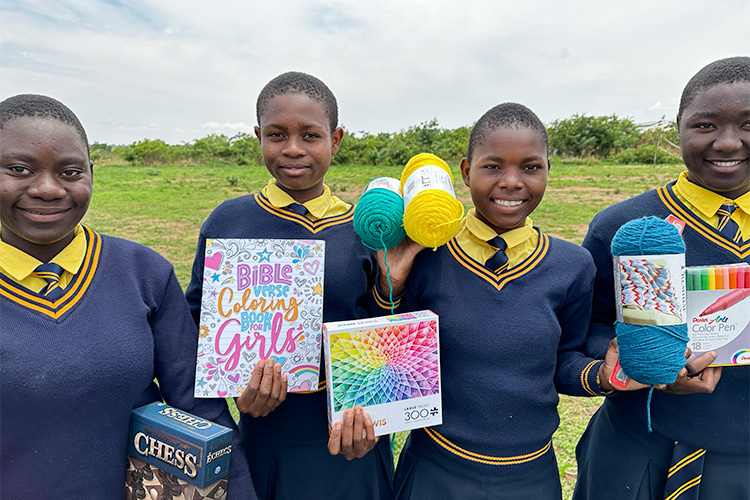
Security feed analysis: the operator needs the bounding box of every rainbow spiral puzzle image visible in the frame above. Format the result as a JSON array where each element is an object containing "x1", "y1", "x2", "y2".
[{"x1": 323, "y1": 310, "x2": 442, "y2": 436}]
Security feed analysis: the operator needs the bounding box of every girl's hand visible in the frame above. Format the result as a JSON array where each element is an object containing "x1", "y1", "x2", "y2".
[
  {"x1": 235, "y1": 358, "x2": 288, "y2": 417},
  {"x1": 658, "y1": 349, "x2": 722, "y2": 395},
  {"x1": 376, "y1": 237, "x2": 426, "y2": 297},
  {"x1": 327, "y1": 405, "x2": 379, "y2": 460}
]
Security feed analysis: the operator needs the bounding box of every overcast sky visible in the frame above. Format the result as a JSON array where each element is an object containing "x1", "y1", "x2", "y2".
[{"x1": 2, "y1": 0, "x2": 748, "y2": 145}]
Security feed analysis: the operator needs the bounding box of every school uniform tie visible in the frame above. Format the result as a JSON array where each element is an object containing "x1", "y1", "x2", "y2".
[
  {"x1": 32, "y1": 262, "x2": 65, "y2": 301},
  {"x1": 485, "y1": 236, "x2": 509, "y2": 273},
  {"x1": 287, "y1": 203, "x2": 308, "y2": 217},
  {"x1": 717, "y1": 203, "x2": 742, "y2": 243},
  {"x1": 662, "y1": 441, "x2": 705, "y2": 500}
]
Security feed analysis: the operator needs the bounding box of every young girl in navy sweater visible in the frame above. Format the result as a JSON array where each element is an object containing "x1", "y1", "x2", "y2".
[
  {"x1": 0, "y1": 95, "x2": 254, "y2": 498},
  {"x1": 573, "y1": 56, "x2": 750, "y2": 500},
  {"x1": 372, "y1": 103, "x2": 638, "y2": 500},
  {"x1": 185, "y1": 72, "x2": 393, "y2": 500}
]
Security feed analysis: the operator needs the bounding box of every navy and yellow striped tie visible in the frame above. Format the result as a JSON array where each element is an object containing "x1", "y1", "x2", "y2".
[
  {"x1": 485, "y1": 236, "x2": 509, "y2": 273},
  {"x1": 663, "y1": 441, "x2": 705, "y2": 500},
  {"x1": 287, "y1": 203, "x2": 308, "y2": 217},
  {"x1": 32, "y1": 262, "x2": 65, "y2": 301},
  {"x1": 717, "y1": 203, "x2": 742, "y2": 244}
]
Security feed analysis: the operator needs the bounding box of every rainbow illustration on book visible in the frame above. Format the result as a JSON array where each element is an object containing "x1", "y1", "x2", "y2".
[{"x1": 328, "y1": 320, "x2": 439, "y2": 412}]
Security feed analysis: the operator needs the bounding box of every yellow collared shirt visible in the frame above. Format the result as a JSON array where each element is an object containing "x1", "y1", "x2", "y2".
[
  {"x1": 0, "y1": 224, "x2": 86, "y2": 292},
  {"x1": 262, "y1": 179, "x2": 350, "y2": 220},
  {"x1": 455, "y1": 209, "x2": 538, "y2": 269},
  {"x1": 673, "y1": 171, "x2": 750, "y2": 240}
]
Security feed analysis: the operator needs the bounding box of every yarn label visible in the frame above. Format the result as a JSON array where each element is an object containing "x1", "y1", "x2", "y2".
[
  {"x1": 613, "y1": 253, "x2": 686, "y2": 326},
  {"x1": 365, "y1": 177, "x2": 402, "y2": 196},
  {"x1": 194, "y1": 238, "x2": 325, "y2": 397},
  {"x1": 323, "y1": 310, "x2": 442, "y2": 436},
  {"x1": 402, "y1": 165, "x2": 456, "y2": 207},
  {"x1": 685, "y1": 264, "x2": 750, "y2": 366}
]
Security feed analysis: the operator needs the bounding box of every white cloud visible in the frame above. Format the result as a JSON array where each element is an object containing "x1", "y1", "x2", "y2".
[
  {"x1": 201, "y1": 121, "x2": 254, "y2": 134},
  {"x1": 1, "y1": 0, "x2": 748, "y2": 144}
]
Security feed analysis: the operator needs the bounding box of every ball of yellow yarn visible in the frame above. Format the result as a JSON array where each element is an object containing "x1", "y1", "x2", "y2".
[{"x1": 400, "y1": 153, "x2": 464, "y2": 249}]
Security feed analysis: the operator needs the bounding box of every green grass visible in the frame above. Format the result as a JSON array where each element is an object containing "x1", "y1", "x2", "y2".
[{"x1": 84, "y1": 161, "x2": 686, "y2": 500}]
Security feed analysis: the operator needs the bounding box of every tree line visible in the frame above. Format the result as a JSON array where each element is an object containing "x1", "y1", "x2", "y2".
[{"x1": 92, "y1": 115, "x2": 681, "y2": 166}]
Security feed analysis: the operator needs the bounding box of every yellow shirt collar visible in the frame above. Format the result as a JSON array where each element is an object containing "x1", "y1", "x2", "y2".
[
  {"x1": 456, "y1": 209, "x2": 536, "y2": 268},
  {"x1": 463, "y1": 209, "x2": 534, "y2": 249},
  {"x1": 0, "y1": 224, "x2": 86, "y2": 286},
  {"x1": 674, "y1": 170, "x2": 750, "y2": 218},
  {"x1": 262, "y1": 179, "x2": 350, "y2": 219}
]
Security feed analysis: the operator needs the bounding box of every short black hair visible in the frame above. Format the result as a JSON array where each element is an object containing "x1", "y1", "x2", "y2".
[
  {"x1": 467, "y1": 102, "x2": 548, "y2": 163},
  {"x1": 0, "y1": 94, "x2": 89, "y2": 156},
  {"x1": 256, "y1": 71, "x2": 339, "y2": 132},
  {"x1": 678, "y1": 56, "x2": 750, "y2": 119}
]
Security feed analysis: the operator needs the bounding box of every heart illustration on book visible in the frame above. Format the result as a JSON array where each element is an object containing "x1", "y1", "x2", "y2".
[
  {"x1": 205, "y1": 252, "x2": 223, "y2": 270},
  {"x1": 303, "y1": 260, "x2": 319, "y2": 274},
  {"x1": 228, "y1": 373, "x2": 241, "y2": 384}
]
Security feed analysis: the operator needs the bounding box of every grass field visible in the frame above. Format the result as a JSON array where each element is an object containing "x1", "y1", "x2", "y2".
[{"x1": 83, "y1": 160, "x2": 686, "y2": 499}]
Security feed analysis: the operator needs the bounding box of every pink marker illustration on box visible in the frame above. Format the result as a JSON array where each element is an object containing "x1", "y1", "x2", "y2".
[{"x1": 195, "y1": 238, "x2": 325, "y2": 397}]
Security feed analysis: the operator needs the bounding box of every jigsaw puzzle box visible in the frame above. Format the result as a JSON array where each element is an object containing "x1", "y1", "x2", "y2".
[{"x1": 323, "y1": 310, "x2": 442, "y2": 436}]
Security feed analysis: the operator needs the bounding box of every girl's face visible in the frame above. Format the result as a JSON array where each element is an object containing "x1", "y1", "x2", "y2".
[
  {"x1": 460, "y1": 127, "x2": 549, "y2": 235},
  {"x1": 255, "y1": 93, "x2": 343, "y2": 203},
  {"x1": 678, "y1": 82, "x2": 750, "y2": 199},
  {"x1": 0, "y1": 116, "x2": 93, "y2": 262}
]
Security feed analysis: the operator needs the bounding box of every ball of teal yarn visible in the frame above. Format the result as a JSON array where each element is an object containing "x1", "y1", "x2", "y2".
[
  {"x1": 611, "y1": 216, "x2": 686, "y2": 256},
  {"x1": 354, "y1": 188, "x2": 407, "y2": 250},
  {"x1": 611, "y1": 216, "x2": 687, "y2": 386},
  {"x1": 615, "y1": 323, "x2": 688, "y2": 385}
]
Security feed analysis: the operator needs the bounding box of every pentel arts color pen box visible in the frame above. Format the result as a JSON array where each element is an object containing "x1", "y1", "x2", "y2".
[
  {"x1": 128, "y1": 402, "x2": 232, "y2": 488},
  {"x1": 685, "y1": 264, "x2": 750, "y2": 366}
]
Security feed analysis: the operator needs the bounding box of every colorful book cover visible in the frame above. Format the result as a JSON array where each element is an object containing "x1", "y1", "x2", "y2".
[
  {"x1": 195, "y1": 238, "x2": 325, "y2": 397},
  {"x1": 685, "y1": 264, "x2": 750, "y2": 366},
  {"x1": 323, "y1": 310, "x2": 442, "y2": 436}
]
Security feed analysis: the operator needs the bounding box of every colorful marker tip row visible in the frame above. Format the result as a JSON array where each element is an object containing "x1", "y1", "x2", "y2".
[{"x1": 685, "y1": 265, "x2": 750, "y2": 292}]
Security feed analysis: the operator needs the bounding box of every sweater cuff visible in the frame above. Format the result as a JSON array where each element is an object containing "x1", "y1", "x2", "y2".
[
  {"x1": 372, "y1": 281, "x2": 403, "y2": 311},
  {"x1": 583, "y1": 360, "x2": 608, "y2": 396}
]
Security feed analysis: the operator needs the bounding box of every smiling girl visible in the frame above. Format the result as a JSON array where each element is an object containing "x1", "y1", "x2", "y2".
[
  {"x1": 0, "y1": 94, "x2": 253, "y2": 498},
  {"x1": 573, "y1": 56, "x2": 750, "y2": 500},
  {"x1": 370, "y1": 103, "x2": 636, "y2": 500}
]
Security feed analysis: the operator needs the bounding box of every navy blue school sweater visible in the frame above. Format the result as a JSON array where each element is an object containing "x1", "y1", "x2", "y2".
[
  {"x1": 583, "y1": 182, "x2": 750, "y2": 454},
  {"x1": 373, "y1": 229, "x2": 604, "y2": 474},
  {"x1": 185, "y1": 192, "x2": 378, "y2": 435},
  {"x1": 0, "y1": 227, "x2": 254, "y2": 499}
]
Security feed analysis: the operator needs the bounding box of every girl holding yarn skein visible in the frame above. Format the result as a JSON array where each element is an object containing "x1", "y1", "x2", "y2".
[
  {"x1": 369, "y1": 102, "x2": 644, "y2": 500},
  {"x1": 573, "y1": 57, "x2": 750, "y2": 500}
]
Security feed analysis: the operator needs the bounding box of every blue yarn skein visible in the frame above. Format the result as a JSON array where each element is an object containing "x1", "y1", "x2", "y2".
[
  {"x1": 353, "y1": 183, "x2": 406, "y2": 251},
  {"x1": 611, "y1": 216, "x2": 688, "y2": 431}
]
